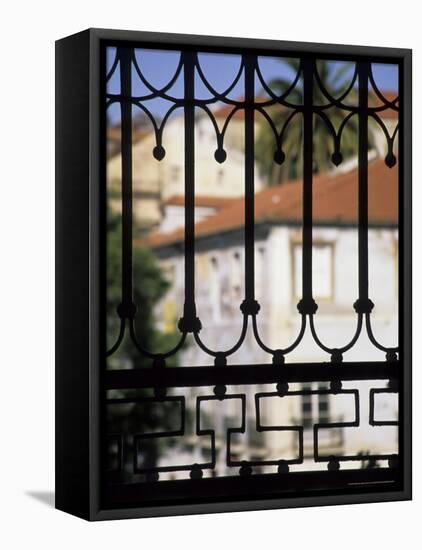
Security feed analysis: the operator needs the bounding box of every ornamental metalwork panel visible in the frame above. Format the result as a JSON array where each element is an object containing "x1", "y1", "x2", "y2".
[{"x1": 103, "y1": 41, "x2": 402, "y2": 509}]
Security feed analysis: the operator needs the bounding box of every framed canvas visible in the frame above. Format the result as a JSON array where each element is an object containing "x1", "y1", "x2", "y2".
[{"x1": 55, "y1": 28, "x2": 412, "y2": 520}]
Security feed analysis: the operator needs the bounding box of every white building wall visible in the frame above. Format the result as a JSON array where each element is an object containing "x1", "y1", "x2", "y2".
[{"x1": 154, "y1": 222, "x2": 398, "y2": 472}]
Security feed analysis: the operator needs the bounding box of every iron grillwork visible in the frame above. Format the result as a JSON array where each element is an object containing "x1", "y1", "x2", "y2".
[
  {"x1": 55, "y1": 28, "x2": 412, "y2": 522},
  {"x1": 100, "y1": 36, "x2": 409, "y2": 513}
]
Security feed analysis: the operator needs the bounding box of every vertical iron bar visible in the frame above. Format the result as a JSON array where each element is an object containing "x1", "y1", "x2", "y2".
[
  {"x1": 357, "y1": 62, "x2": 369, "y2": 301},
  {"x1": 183, "y1": 52, "x2": 196, "y2": 322},
  {"x1": 244, "y1": 55, "x2": 255, "y2": 306},
  {"x1": 301, "y1": 59, "x2": 315, "y2": 310},
  {"x1": 119, "y1": 47, "x2": 133, "y2": 310}
]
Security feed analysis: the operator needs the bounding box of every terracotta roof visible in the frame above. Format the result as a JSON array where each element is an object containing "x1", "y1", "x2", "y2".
[
  {"x1": 213, "y1": 96, "x2": 267, "y2": 121},
  {"x1": 368, "y1": 90, "x2": 399, "y2": 120},
  {"x1": 143, "y1": 159, "x2": 398, "y2": 249},
  {"x1": 164, "y1": 195, "x2": 238, "y2": 208}
]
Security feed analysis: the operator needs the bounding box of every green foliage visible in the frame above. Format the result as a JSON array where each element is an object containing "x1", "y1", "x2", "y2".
[
  {"x1": 256, "y1": 60, "x2": 367, "y2": 185},
  {"x1": 106, "y1": 208, "x2": 180, "y2": 368},
  {"x1": 106, "y1": 208, "x2": 184, "y2": 474}
]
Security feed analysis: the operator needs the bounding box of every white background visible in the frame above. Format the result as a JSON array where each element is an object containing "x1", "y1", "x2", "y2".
[{"x1": 1, "y1": 1, "x2": 419, "y2": 548}]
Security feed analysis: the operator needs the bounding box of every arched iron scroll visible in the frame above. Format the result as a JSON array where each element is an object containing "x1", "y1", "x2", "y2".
[{"x1": 103, "y1": 42, "x2": 402, "y2": 496}]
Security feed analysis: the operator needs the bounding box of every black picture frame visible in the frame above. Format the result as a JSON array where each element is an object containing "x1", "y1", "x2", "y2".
[{"x1": 55, "y1": 28, "x2": 412, "y2": 521}]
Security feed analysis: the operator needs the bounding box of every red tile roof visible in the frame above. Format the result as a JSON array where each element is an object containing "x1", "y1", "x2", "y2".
[
  {"x1": 143, "y1": 159, "x2": 398, "y2": 249},
  {"x1": 368, "y1": 90, "x2": 398, "y2": 120},
  {"x1": 164, "y1": 195, "x2": 238, "y2": 208}
]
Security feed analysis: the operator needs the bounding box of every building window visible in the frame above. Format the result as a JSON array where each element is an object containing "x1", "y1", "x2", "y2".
[
  {"x1": 255, "y1": 246, "x2": 266, "y2": 302},
  {"x1": 393, "y1": 237, "x2": 398, "y2": 298},
  {"x1": 230, "y1": 250, "x2": 243, "y2": 302},
  {"x1": 293, "y1": 242, "x2": 334, "y2": 300},
  {"x1": 217, "y1": 168, "x2": 224, "y2": 185},
  {"x1": 301, "y1": 383, "x2": 330, "y2": 429},
  {"x1": 170, "y1": 165, "x2": 181, "y2": 182},
  {"x1": 210, "y1": 256, "x2": 221, "y2": 321}
]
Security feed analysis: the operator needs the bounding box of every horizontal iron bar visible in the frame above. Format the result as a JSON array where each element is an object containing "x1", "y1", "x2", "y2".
[
  {"x1": 104, "y1": 467, "x2": 401, "y2": 507},
  {"x1": 105, "y1": 361, "x2": 400, "y2": 389}
]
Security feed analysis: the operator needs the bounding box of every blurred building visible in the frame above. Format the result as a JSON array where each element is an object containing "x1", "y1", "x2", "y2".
[
  {"x1": 110, "y1": 90, "x2": 399, "y2": 476},
  {"x1": 143, "y1": 158, "x2": 399, "y2": 476},
  {"x1": 106, "y1": 90, "x2": 397, "y2": 236},
  {"x1": 107, "y1": 107, "x2": 264, "y2": 234}
]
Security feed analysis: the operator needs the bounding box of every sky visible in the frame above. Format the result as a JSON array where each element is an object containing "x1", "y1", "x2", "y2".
[{"x1": 106, "y1": 47, "x2": 399, "y2": 124}]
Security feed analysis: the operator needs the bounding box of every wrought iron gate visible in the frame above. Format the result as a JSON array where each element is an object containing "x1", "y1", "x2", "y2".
[{"x1": 101, "y1": 36, "x2": 409, "y2": 511}]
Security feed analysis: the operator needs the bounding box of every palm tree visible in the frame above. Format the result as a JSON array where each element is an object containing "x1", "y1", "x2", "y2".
[{"x1": 255, "y1": 60, "x2": 365, "y2": 185}]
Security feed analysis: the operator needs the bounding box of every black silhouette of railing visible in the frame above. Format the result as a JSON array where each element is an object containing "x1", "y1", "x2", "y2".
[{"x1": 103, "y1": 44, "x2": 401, "y2": 506}]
